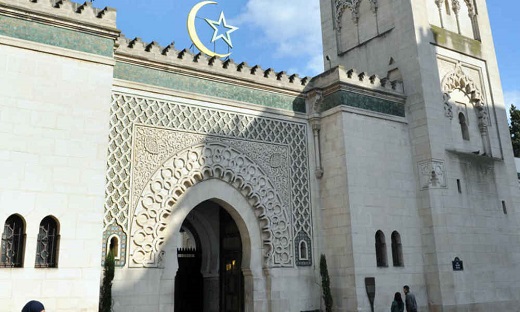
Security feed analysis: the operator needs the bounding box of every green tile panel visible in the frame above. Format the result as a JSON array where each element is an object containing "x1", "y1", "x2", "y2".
[
  {"x1": 114, "y1": 62, "x2": 306, "y2": 113},
  {"x1": 322, "y1": 90, "x2": 405, "y2": 117},
  {"x1": 0, "y1": 15, "x2": 114, "y2": 57}
]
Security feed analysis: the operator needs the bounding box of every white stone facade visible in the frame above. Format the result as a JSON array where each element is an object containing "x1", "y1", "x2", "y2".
[
  {"x1": 0, "y1": 0, "x2": 518, "y2": 311},
  {"x1": 320, "y1": 0, "x2": 520, "y2": 311}
]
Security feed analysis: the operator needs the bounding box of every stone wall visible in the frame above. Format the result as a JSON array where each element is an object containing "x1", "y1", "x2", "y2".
[{"x1": 0, "y1": 1, "x2": 117, "y2": 310}]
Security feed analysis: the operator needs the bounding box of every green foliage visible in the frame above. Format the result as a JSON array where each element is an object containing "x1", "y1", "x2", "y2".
[
  {"x1": 320, "y1": 254, "x2": 333, "y2": 312},
  {"x1": 99, "y1": 252, "x2": 115, "y2": 312},
  {"x1": 510, "y1": 104, "x2": 520, "y2": 157}
]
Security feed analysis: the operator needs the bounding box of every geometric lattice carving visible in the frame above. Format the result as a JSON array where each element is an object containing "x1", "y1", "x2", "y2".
[
  {"x1": 129, "y1": 142, "x2": 293, "y2": 268},
  {"x1": 105, "y1": 92, "x2": 312, "y2": 266},
  {"x1": 131, "y1": 126, "x2": 291, "y2": 217}
]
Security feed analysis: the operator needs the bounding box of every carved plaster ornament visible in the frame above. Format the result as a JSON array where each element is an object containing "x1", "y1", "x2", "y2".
[
  {"x1": 418, "y1": 160, "x2": 447, "y2": 189},
  {"x1": 441, "y1": 62, "x2": 486, "y2": 124},
  {"x1": 307, "y1": 89, "x2": 324, "y2": 178},
  {"x1": 335, "y1": 0, "x2": 362, "y2": 29},
  {"x1": 129, "y1": 142, "x2": 293, "y2": 268},
  {"x1": 308, "y1": 89, "x2": 323, "y2": 115},
  {"x1": 368, "y1": 0, "x2": 378, "y2": 13},
  {"x1": 451, "y1": 0, "x2": 461, "y2": 15},
  {"x1": 107, "y1": 93, "x2": 313, "y2": 267},
  {"x1": 441, "y1": 62, "x2": 492, "y2": 155},
  {"x1": 462, "y1": 0, "x2": 476, "y2": 16}
]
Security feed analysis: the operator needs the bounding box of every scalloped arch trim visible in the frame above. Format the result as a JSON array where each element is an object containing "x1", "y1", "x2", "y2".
[{"x1": 129, "y1": 142, "x2": 293, "y2": 268}]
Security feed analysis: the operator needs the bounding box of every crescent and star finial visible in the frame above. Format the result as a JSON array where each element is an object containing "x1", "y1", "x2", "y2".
[{"x1": 187, "y1": 1, "x2": 239, "y2": 58}]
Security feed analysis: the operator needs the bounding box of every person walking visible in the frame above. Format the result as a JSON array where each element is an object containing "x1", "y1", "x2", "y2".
[
  {"x1": 391, "y1": 292, "x2": 404, "y2": 312},
  {"x1": 403, "y1": 285, "x2": 417, "y2": 312}
]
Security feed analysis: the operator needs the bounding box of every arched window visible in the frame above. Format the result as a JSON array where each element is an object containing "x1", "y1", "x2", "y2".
[
  {"x1": 108, "y1": 235, "x2": 120, "y2": 259},
  {"x1": 1, "y1": 214, "x2": 26, "y2": 267},
  {"x1": 299, "y1": 240, "x2": 308, "y2": 261},
  {"x1": 445, "y1": 0, "x2": 451, "y2": 15},
  {"x1": 375, "y1": 230, "x2": 387, "y2": 267},
  {"x1": 459, "y1": 112, "x2": 470, "y2": 141},
  {"x1": 35, "y1": 216, "x2": 60, "y2": 268},
  {"x1": 391, "y1": 231, "x2": 404, "y2": 267}
]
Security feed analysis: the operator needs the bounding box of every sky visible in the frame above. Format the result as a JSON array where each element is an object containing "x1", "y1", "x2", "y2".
[{"x1": 91, "y1": 0, "x2": 519, "y2": 112}]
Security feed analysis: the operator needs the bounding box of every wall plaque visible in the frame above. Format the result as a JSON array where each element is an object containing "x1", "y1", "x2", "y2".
[{"x1": 452, "y1": 257, "x2": 464, "y2": 271}]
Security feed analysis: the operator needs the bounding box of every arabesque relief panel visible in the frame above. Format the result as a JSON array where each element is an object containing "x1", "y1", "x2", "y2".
[{"x1": 104, "y1": 91, "x2": 313, "y2": 267}]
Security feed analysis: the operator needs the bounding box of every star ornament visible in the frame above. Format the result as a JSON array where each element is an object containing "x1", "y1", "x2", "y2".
[{"x1": 204, "y1": 11, "x2": 238, "y2": 49}]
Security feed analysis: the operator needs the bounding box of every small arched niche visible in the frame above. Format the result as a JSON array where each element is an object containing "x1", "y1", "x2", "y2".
[
  {"x1": 298, "y1": 240, "x2": 309, "y2": 261},
  {"x1": 107, "y1": 234, "x2": 121, "y2": 260}
]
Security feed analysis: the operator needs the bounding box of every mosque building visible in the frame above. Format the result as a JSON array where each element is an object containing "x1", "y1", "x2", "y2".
[{"x1": 0, "y1": 0, "x2": 519, "y2": 311}]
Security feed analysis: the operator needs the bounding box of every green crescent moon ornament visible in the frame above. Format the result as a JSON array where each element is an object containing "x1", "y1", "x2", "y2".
[{"x1": 187, "y1": 1, "x2": 231, "y2": 58}]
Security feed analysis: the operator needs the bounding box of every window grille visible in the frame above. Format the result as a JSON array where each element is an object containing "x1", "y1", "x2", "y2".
[
  {"x1": 1, "y1": 214, "x2": 26, "y2": 268},
  {"x1": 391, "y1": 231, "x2": 404, "y2": 267},
  {"x1": 375, "y1": 230, "x2": 387, "y2": 267},
  {"x1": 35, "y1": 216, "x2": 60, "y2": 268}
]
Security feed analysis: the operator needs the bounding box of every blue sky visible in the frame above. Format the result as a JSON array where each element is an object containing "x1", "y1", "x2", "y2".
[{"x1": 93, "y1": 0, "x2": 519, "y2": 110}]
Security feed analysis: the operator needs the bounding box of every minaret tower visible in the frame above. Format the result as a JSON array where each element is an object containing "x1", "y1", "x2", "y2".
[{"x1": 316, "y1": 0, "x2": 520, "y2": 310}]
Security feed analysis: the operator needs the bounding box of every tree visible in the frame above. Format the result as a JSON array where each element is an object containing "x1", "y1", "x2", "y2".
[
  {"x1": 320, "y1": 254, "x2": 333, "y2": 312},
  {"x1": 99, "y1": 252, "x2": 115, "y2": 312},
  {"x1": 509, "y1": 104, "x2": 520, "y2": 157}
]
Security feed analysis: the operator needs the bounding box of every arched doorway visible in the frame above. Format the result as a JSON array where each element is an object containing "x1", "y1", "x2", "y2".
[{"x1": 174, "y1": 200, "x2": 244, "y2": 312}]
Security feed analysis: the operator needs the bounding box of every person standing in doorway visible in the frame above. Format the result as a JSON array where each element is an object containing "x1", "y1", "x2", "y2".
[
  {"x1": 391, "y1": 292, "x2": 404, "y2": 312},
  {"x1": 403, "y1": 285, "x2": 417, "y2": 312}
]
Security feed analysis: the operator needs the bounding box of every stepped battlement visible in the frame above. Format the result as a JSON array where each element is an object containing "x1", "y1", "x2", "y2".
[
  {"x1": 309, "y1": 66, "x2": 405, "y2": 96},
  {"x1": 115, "y1": 35, "x2": 310, "y2": 92},
  {"x1": 0, "y1": 0, "x2": 117, "y2": 29}
]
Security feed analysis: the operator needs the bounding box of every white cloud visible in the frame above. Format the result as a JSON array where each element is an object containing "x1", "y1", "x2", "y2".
[
  {"x1": 306, "y1": 54, "x2": 325, "y2": 75},
  {"x1": 234, "y1": 0, "x2": 323, "y2": 75}
]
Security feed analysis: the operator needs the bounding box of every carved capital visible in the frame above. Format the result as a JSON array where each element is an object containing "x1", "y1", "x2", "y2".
[
  {"x1": 451, "y1": 0, "x2": 461, "y2": 14},
  {"x1": 443, "y1": 93, "x2": 454, "y2": 120},
  {"x1": 368, "y1": 0, "x2": 378, "y2": 13},
  {"x1": 307, "y1": 89, "x2": 324, "y2": 115},
  {"x1": 310, "y1": 117, "x2": 321, "y2": 132}
]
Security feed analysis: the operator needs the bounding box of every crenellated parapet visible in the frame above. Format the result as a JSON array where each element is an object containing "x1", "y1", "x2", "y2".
[
  {"x1": 115, "y1": 35, "x2": 310, "y2": 93},
  {"x1": 308, "y1": 65, "x2": 404, "y2": 95},
  {"x1": 0, "y1": 0, "x2": 117, "y2": 30},
  {"x1": 306, "y1": 66, "x2": 406, "y2": 117}
]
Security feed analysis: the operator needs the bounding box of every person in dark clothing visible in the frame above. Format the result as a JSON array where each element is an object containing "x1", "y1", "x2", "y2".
[
  {"x1": 391, "y1": 292, "x2": 405, "y2": 312},
  {"x1": 403, "y1": 285, "x2": 417, "y2": 312},
  {"x1": 21, "y1": 300, "x2": 45, "y2": 312}
]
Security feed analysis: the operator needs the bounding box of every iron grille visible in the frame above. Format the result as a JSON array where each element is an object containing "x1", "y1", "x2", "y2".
[
  {"x1": 1, "y1": 216, "x2": 25, "y2": 268},
  {"x1": 35, "y1": 218, "x2": 59, "y2": 268}
]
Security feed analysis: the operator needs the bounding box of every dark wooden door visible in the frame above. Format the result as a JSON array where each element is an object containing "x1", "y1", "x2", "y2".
[
  {"x1": 220, "y1": 209, "x2": 244, "y2": 312},
  {"x1": 175, "y1": 248, "x2": 203, "y2": 312}
]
